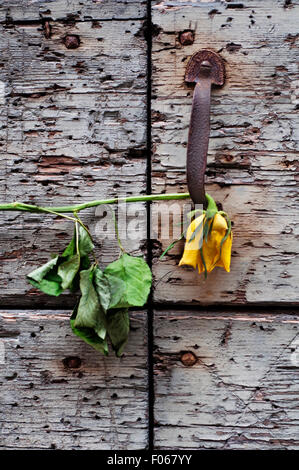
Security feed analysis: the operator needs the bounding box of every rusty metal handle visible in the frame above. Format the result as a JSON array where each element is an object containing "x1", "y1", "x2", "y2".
[{"x1": 185, "y1": 50, "x2": 225, "y2": 206}]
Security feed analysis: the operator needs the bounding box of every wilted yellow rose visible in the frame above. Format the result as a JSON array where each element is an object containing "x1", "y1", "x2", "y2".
[{"x1": 179, "y1": 195, "x2": 232, "y2": 276}]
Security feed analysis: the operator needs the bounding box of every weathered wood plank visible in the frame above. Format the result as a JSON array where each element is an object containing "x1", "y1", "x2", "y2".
[
  {"x1": 0, "y1": 309, "x2": 148, "y2": 449},
  {"x1": 154, "y1": 310, "x2": 299, "y2": 450},
  {"x1": 0, "y1": 14, "x2": 148, "y2": 305},
  {"x1": 0, "y1": 0, "x2": 146, "y2": 22},
  {"x1": 151, "y1": 0, "x2": 299, "y2": 304}
]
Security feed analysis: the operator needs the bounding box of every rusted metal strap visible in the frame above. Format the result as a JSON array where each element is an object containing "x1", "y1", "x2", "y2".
[{"x1": 185, "y1": 50, "x2": 225, "y2": 207}]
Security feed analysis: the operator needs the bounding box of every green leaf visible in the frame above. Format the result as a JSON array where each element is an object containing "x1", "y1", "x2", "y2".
[
  {"x1": 28, "y1": 277, "x2": 62, "y2": 297},
  {"x1": 159, "y1": 232, "x2": 185, "y2": 260},
  {"x1": 62, "y1": 225, "x2": 93, "y2": 258},
  {"x1": 70, "y1": 306, "x2": 109, "y2": 355},
  {"x1": 57, "y1": 254, "x2": 80, "y2": 290},
  {"x1": 27, "y1": 256, "x2": 63, "y2": 296},
  {"x1": 187, "y1": 209, "x2": 205, "y2": 220},
  {"x1": 205, "y1": 193, "x2": 218, "y2": 212},
  {"x1": 104, "y1": 275, "x2": 126, "y2": 309},
  {"x1": 26, "y1": 225, "x2": 93, "y2": 296},
  {"x1": 78, "y1": 225, "x2": 94, "y2": 256},
  {"x1": 45, "y1": 270, "x2": 62, "y2": 283},
  {"x1": 27, "y1": 256, "x2": 59, "y2": 283},
  {"x1": 107, "y1": 308, "x2": 130, "y2": 357},
  {"x1": 74, "y1": 266, "x2": 107, "y2": 340},
  {"x1": 104, "y1": 253, "x2": 152, "y2": 309},
  {"x1": 214, "y1": 214, "x2": 232, "y2": 268},
  {"x1": 68, "y1": 255, "x2": 91, "y2": 293},
  {"x1": 62, "y1": 235, "x2": 76, "y2": 258},
  {"x1": 81, "y1": 254, "x2": 91, "y2": 270},
  {"x1": 200, "y1": 247, "x2": 208, "y2": 279},
  {"x1": 203, "y1": 217, "x2": 211, "y2": 243},
  {"x1": 94, "y1": 266, "x2": 111, "y2": 313},
  {"x1": 207, "y1": 215, "x2": 214, "y2": 239}
]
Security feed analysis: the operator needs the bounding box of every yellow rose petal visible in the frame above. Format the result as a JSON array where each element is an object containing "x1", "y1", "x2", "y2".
[
  {"x1": 220, "y1": 232, "x2": 233, "y2": 272},
  {"x1": 179, "y1": 215, "x2": 204, "y2": 270},
  {"x1": 178, "y1": 208, "x2": 233, "y2": 276}
]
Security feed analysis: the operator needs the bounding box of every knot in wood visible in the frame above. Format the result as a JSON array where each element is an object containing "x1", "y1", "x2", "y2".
[
  {"x1": 43, "y1": 21, "x2": 51, "y2": 39},
  {"x1": 63, "y1": 356, "x2": 82, "y2": 369},
  {"x1": 179, "y1": 30, "x2": 194, "y2": 46},
  {"x1": 180, "y1": 351, "x2": 197, "y2": 367},
  {"x1": 64, "y1": 35, "x2": 80, "y2": 49}
]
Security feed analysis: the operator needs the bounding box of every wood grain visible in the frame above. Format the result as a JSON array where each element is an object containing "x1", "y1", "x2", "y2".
[
  {"x1": 0, "y1": 309, "x2": 148, "y2": 449},
  {"x1": 151, "y1": 0, "x2": 299, "y2": 305},
  {"x1": 0, "y1": 0, "x2": 299, "y2": 452},
  {"x1": 0, "y1": 0, "x2": 146, "y2": 22},
  {"x1": 154, "y1": 309, "x2": 299, "y2": 449},
  {"x1": 0, "y1": 9, "x2": 148, "y2": 306}
]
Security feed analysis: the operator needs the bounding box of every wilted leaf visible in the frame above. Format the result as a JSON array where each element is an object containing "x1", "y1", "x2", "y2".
[
  {"x1": 68, "y1": 255, "x2": 91, "y2": 293},
  {"x1": 62, "y1": 224, "x2": 93, "y2": 258},
  {"x1": 57, "y1": 254, "x2": 80, "y2": 290},
  {"x1": 104, "y1": 253, "x2": 152, "y2": 309},
  {"x1": 107, "y1": 308, "x2": 130, "y2": 357},
  {"x1": 94, "y1": 266, "x2": 111, "y2": 312},
  {"x1": 27, "y1": 256, "x2": 63, "y2": 296},
  {"x1": 28, "y1": 277, "x2": 62, "y2": 297},
  {"x1": 62, "y1": 236, "x2": 75, "y2": 258},
  {"x1": 74, "y1": 266, "x2": 107, "y2": 339},
  {"x1": 27, "y1": 224, "x2": 93, "y2": 296},
  {"x1": 78, "y1": 225, "x2": 94, "y2": 257},
  {"x1": 58, "y1": 225, "x2": 93, "y2": 290},
  {"x1": 28, "y1": 256, "x2": 59, "y2": 283},
  {"x1": 70, "y1": 306, "x2": 109, "y2": 355}
]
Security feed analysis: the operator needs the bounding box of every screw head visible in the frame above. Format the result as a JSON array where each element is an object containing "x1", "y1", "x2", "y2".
[
  {"x1": 180, "y1": 351, "x2": 197, "y2": 367},
  {"x1": 179, "y1": 30, "x2": 195, "y2": 46},
  {"x1": 200, "y1": 60, "x2": 212, "y2": 69},
  {"x1": 64, "y1": 35, "x2": 80, "y2": 49}
]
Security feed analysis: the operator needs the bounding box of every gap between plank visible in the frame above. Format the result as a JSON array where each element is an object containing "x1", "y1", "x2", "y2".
[{"x1": 146, "y1": 0, "x2": 154, "y2": 452}]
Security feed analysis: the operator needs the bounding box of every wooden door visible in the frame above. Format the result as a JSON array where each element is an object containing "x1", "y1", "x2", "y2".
[{"x1": 0, "y1": 0, "x2": 298, "y2": 450}]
